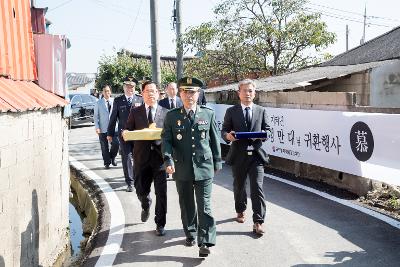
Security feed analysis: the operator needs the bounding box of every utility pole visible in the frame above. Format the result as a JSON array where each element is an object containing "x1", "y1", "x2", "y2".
[
  {"x1": 150, "y1": 0, "x2": 161, "y2": 87},
  {"x1": 360, "y1": 4, "x2": 366, "y2": 45},
  {"x1": 175, "y1": 0, "x2": 184, "y2": 80},
  {"x1": 346, "y1": 25, "x2": 349, "y2": 51}
]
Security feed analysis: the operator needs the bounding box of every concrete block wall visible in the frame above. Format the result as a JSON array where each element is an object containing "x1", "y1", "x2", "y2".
[
  {"x1": 321, "y1": 72, "x2": 370, "y2": 106},
  {"x1": 258, "y1": 91, "x2": 356, "y2": 111},
  {"x1": 0, "y1": 108, "x2": 69, "y2": 267}
]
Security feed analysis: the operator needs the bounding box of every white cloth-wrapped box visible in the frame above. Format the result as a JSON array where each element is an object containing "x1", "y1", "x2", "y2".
[{"x1": 122, "y1": 128, "x2": 162, "y2": 141}]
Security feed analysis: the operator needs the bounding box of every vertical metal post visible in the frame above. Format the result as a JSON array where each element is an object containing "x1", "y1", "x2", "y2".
[
  {"x1": 346, "y1": 25, "x2": 349, "y2": 51},
  {"x1": 150, "y1": 0, "x2": 161, "y2": 86},
  {"x1": 176, "y1": 0, "x2": 184, "y2": 80},
  {"x1": 361, "y1": 4, "x2": 366, "y2": 45}
]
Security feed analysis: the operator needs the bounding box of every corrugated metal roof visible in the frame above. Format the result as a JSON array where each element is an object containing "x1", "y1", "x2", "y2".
[
  {"x1": 0, "y1": 0, "x2": 37, "y2": 80},
  {"x1": 207, "y1": 59, "x2": 400, "y2": 93},
  {"x1": 0, "y1": 77, "x2": 67, "y2": 112},
  {"x1": 320, "y1": 26, "x2": 400, "y2": 67}
]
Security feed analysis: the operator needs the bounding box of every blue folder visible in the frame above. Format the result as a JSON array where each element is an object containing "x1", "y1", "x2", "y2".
[{"x1": 234, "y1": 131, "x2": 268, "y2": 140}]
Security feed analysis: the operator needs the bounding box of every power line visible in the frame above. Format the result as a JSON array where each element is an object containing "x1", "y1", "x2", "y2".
[
  {"x1": 92, "y1": 0, "x2": 133, "y2": 11},
  {"x1": 91, "y1": 0, "x2": 132, "y2": 17},
  {"x1": 308, "y1": 2, "x2": 400, "y2": 22},
  {"x1": 124, "y1": 0, "x2": 144, "y2": 47},
  {"x1": 306, "y1": 7, "x2": 364, "y2": 23},
  {"x1": 308, "y1": 2, "x2": 363, "y2": 16},
  {"x1": 67, "y1": 34, "x2": 146, "y2": 47},
  {"x1": 369, "y1": 15, "x2": 400, "y2": 22},
  {"x1": 66, "y1": 34, "x2": 116, "y2": 43},
  {"x1": 91, "y1": 0, "x2": 171, "y2": 22},
  {"x1": 305, "y1": 7, "x2": 393, "y2": 28},
  {"x1": 48, "y1": 0, "x2": 74, "y2": 12}
]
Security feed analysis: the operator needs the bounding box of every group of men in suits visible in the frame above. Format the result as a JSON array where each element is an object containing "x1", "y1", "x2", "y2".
[
  {"x1": 94, "y1": 75, "x2": 270, "y2": 257},
  {"x1": 107, "y1": 77, "x2": 143, "y2": 192}
]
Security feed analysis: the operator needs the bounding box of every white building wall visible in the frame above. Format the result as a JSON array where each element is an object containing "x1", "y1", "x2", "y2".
[
  {"x1": 0, "y1": 108, "x2": 69, "y2": 267},
  {"x1": 371, "y1": 60, "x2": 400, "y2": 107}
]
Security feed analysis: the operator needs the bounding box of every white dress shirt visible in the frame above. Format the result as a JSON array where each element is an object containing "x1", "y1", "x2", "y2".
[
  {"x1": 241, "y1": 103, "x2": 253, "y2": 121},
  {"x1": 145, "y1": 103, "x2": 158, "y2": 121}
]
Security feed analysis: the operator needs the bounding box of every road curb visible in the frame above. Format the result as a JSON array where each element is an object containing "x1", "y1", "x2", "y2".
[{"x1": 69, "y1": 157, "x2": 125, "y2": 267}]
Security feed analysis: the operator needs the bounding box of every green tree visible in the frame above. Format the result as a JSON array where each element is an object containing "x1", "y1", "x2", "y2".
[
  {"x1": 183, "y1": 20, "x2": 262, "y2": 83},
  {"x1": 161, "y1": 67, "x2": 177, "y2": 88},
  {"x1": 96, "y1": 52, "x2": 176, "y2": 93},
  {"x1": 183, "y1": 0, "x2": 336, "y2": 81}
]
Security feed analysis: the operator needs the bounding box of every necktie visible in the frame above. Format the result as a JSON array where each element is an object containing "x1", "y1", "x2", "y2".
[
  {"x1": 106, "y1": 100, "x2": 111, "y2": 112},
  {"x1": 127, "y1": 97, "x2": 132, "y2": 106},
  {"x1": 148, "y1": 106, "x2": 154, "y2": 124},
  {"x1": 245, "y1": 107, "x2": 251, "y2": 131},
  {"x1": 170, "y1": 99, "x2": 175, "y2": 109},
  {"x1": 188, "y1": 110, "x2": 194, "y2": 125}
]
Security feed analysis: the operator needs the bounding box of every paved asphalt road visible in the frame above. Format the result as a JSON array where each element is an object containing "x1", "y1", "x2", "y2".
[{"x1": 69, "y1": 124, "x2": 400, "y2": 267}]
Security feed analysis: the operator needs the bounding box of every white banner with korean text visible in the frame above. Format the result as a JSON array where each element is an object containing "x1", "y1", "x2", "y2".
[{"x1": 208, "y1": 103, "x2": 400, "y2": 186}]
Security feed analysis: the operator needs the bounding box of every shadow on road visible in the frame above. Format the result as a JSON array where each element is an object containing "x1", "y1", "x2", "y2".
[
  {"x1": 83, "y1": 227, "x2": 205, "y2": 267},
  {"x1": 293, "y1": 250, "x2": 367, "y2": 266},
  {"x1": 213, "y1": 165, "x2": 400, "y2": 266}
]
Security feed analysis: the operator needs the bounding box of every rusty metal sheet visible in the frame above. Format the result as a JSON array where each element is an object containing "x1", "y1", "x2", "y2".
[
  {"x1": 31, "y1": 7, "x2": 46, "y2": 34},
  {"x1": 0, "y1": 77, "x2": 67, "y2": 113},
  {"x1": 0, "y1": 0, "x2": 37, "y2": 80}
]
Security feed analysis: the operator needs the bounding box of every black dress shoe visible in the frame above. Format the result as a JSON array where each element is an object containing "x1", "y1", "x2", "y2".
[
  {"x1": 185, "y1": 238, "x2": 196, "y2": 247},
  {"x1": 126, "y1": 185, "x2": 133, "y2": 192},
  {"x1": 155, "y1": 226, "x2": 166, "y2": 236},
  {"x1": 199, "y1": 244, "x2": 210, "y2": 257},
  {"x1": 111, "y1": 158, "x2": 117, "y2": 166},
  {"x1": 104, "y1": 164, "x2": 110, "y2": 169},
  {"x1": 253, "y1": 222, "x2": 265, "y2": 236},
  {"x1": 141, "y1": 209, "x2": 150, "y2": 222}
]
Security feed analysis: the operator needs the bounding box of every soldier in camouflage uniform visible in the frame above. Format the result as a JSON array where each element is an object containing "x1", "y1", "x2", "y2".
[{"x1": 161, "y1": 77, "x2": 222, "y2": 257}]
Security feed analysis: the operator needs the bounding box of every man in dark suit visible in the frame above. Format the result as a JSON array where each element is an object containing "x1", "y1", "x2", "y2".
[
  {"x1": 158, "y1": 82, "x2": 183, "y2": 110},
  {"x1": 162, "y1": 77, "x2": 222, "y2": 257},
  {"x1": 124, "y1": 81, "x2": 168, "y2": 236},
  {"x1": 221, "y1": 79, "x2": 270, "y2": 236},
  {"x1": 107, "y1": 76, "x2": 143, "y2": 192}
]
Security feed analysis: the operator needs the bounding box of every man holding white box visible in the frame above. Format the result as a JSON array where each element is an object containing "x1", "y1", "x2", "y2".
[{"x1": 123, "y1": 80, "x2": 168, "y2": 236}]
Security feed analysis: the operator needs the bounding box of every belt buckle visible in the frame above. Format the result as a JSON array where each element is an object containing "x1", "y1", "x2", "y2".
[{"x1": 247, "y1": 151, "x2": 253, "y2": 156}]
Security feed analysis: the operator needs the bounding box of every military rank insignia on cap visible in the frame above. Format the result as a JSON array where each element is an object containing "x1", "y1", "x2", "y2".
[
  {"x1": 123, "y1": 76, "x2": 138, "y2": 85},
  {"x1": 178, "y1": 76, "x2": 203, "y2": 91}
]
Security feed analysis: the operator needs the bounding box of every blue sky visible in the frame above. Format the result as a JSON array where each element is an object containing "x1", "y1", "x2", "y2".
[{"x1": 36, "y1": 0, "x2": 400, "y2": 73}]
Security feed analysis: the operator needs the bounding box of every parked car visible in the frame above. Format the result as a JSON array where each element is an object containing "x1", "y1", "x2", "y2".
[{"x1": 68, "y1": 93, "x2": 97, "y2": 127}]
